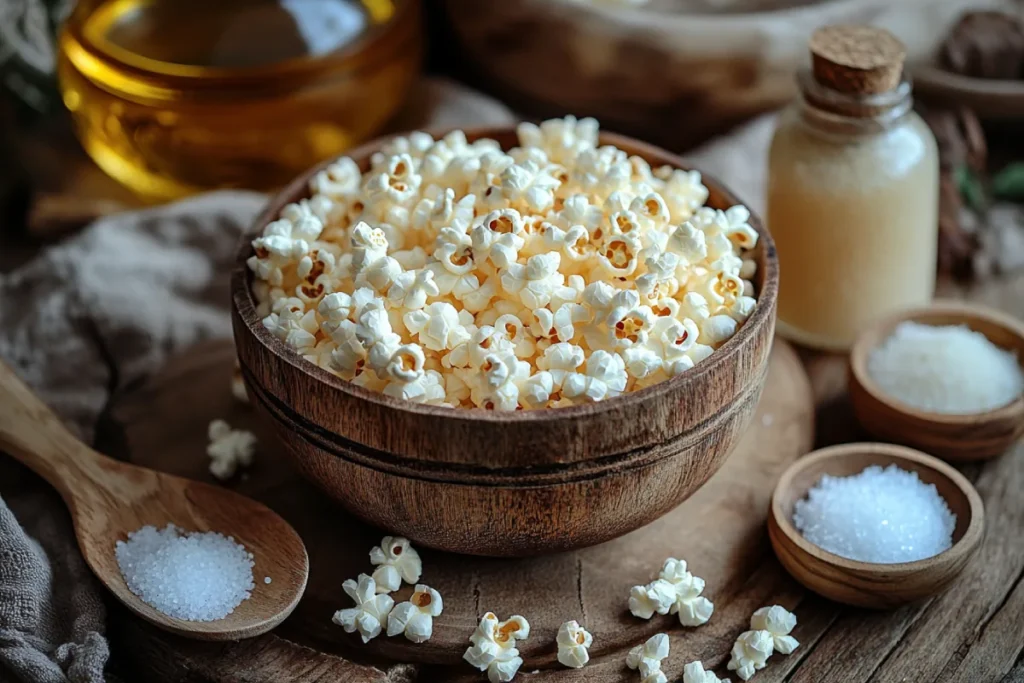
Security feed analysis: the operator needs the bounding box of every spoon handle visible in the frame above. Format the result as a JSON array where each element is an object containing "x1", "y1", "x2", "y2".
[{"x1": 0, "y1": 360, "x2": 107, "y2": 504}]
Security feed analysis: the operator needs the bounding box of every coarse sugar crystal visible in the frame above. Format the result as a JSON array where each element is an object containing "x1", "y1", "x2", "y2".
[
  {"x1": 793, "y1": 464, "x2": 956, "y2": 564},
  {"x1": 115, "y1": 524, "x2": 255, "y2": 621}
]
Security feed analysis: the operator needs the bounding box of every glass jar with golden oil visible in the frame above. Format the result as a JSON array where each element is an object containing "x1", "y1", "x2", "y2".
[{"x1": 58, "y1": 0, "x2": 421, "y2": 201}]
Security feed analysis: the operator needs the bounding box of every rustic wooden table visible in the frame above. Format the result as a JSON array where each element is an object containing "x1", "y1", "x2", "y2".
[
  {"x1": 83, "y1": 273, "x2": 1023, "y2": 683},
  {"x1": 2, "y1": 114, "x2": 1022, "y2": 683}
]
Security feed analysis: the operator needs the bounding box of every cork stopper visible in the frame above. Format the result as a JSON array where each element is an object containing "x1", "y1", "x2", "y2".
[{"x1": 809, "y1": 25, "x2": 906, "y2": 95}]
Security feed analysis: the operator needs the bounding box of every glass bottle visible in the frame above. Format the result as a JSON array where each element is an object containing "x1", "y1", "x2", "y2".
[{"x1": 767, "y1": 25, "x2": 939, "y2": 351}]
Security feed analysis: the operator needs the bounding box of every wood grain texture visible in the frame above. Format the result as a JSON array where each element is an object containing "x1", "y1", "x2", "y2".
[
  {"x1": 0, "y1": 360, "x2": 309, "y2": 641},
  {"x1": 230, "y1": 128, "x2": 779, "y2": 556},
  {"x1": 97, "y1": 275, "x2": 1024, "y2": 682},
  {"x1": 769, "y1": 443, "x2": 984, "y2": 609},
  {"x1": 848, "y1": 301, "x2": 1024, "y2": 461},
  {"x1": 99, "y1": 336, "x2": 813, "y2": 681}
]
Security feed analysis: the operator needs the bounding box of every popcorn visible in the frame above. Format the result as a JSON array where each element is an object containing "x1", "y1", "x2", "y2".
[
  {"x1": 333, "y1": 574, "x2": 394, "y2": 643},
  {"x1": 700, "y1": 315, "x2": 739, "y2": 346},
  {"x1": 464, "y1": 613, "x2": 530, "y2": 683},
  {"x1": 206, "y1": 419, "x2": 256, "y2": 480},
  {"x1": 369, "y1": 536, "x2": 422, "y2": 593},
  {"x1": 251, "y1": 117, "x2": 759, "y2": 410},
  {"x1": 626, "y1": 633, "x2": 670, "y2": 683},
  {"x1": 750, "y1": 606, "x2": 799, "y2": 655},
  {"x1": 473, "y1": 209, "x2": 527, "y2": 269},
  {"x1": 657, "y1": 558, "x2": 714, "y2": 627},
  {"x1": 684, "y1": 661, "x2": 730, "y2": 683},
  {"x1": 629, "y1": 557, "x2": 713, "y2": 628},
  {"x1": 501, "y1": 253, "x2": 564, "y2": 308},
  {"x1": 386, "y1": 584, "x2": 443, "y2": 643},
  {"x1": 386, "y1": 268, "x2": 440, "y2": 311},
  {"x1": 404, "y1": 302, "x2": 473, "y2": 352},
  {"x1": 562, "y1": 350, "x2": 627, "y2": 402},
  {"x1": 501, "y1": 160, "x2": 561, "y2": 214},
  {"x1": 556, "y1": 620, "x2": 592, "y2": 669},
  {"x1": 628, "y1": 580, "x2": 677, "y2": 619},
  {"x1": 727, "y1": 630, "x2": 774, "y2": 681}
]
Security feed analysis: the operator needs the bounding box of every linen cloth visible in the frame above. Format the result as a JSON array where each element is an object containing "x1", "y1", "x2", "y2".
[{"x1": 0, "y1": 77, "x2": 513, "y2": 683}]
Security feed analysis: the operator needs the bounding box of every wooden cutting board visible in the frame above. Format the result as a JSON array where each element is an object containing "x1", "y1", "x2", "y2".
[{"x1": 99, "y1": 337, "x2": 815, "y2": 682}]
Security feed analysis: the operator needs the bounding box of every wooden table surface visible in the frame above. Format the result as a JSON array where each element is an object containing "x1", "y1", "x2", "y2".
[
  {"x1": 87, "y1": 273, "x2": 1024, "y2": 683},
  {"x1": 2, "y1": 113, "x2": 1022, "y2": 683}
]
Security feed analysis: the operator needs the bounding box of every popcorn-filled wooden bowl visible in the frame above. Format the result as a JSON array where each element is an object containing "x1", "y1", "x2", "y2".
[
  {"x1": 849, "y1": 302, "x2": 1024, "y2": 462},
  {"x1": 230, "y1": 128, "x2": 779, "y2": 557}
]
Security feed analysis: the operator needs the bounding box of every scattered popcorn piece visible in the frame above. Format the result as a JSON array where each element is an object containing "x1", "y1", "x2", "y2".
[
  {"x1": 727, "y1": 630, "x2": 774, "y2": 681},
  {"x1": 628, "y1": 580, "x2": 676, "y2": 619},
  {"x1": 556, "y1": 620, "x2": 593, "y2": 669},
  {"x1": 369, "y1": 536, "x2": 422, "y2": 593},
  {"x1": 251, "y1": 117, "x2": 760, "y2": 409},
  {"x1": 684, "y1": 661, "x2": 730, "y2": 683},
  {"x1": 333, "y1": 574, "x2": 394, "y2": 643},
  {"x1": 464, "y1": 613, "x2": 530, "y2": 683},
  {"x1": 658, "y1": 558, "x2": 714, "y2": 627},
  {"x1": 626, "y1": 633, "x2": 670, "y2": 683},
  {"x1": 231, "y1": 358, "x2": 249, "y2": 404},
  {"x1": 206, "y1": 419, "x2": 256, "y2": 480},
  {"x1": 386, "y1": 584, "x2": 443, "y2": 643},
  {"x1": 629, "y1": 557, "x2": 714, "y2": 627},
  {"x1": 750, "y1": 606, "x2": 799, "y2": 654}
]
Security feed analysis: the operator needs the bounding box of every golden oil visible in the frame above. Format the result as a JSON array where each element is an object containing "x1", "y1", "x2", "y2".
[{"x1": 58, "y1": 0, "x2": 421, "y2": 201}]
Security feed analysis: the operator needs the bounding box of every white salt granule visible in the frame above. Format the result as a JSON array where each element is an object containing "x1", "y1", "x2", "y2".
[
  {"x1": 867, "y1": 321, "x2": 1023, "y2": 414},
  {"x1": 793, "y1": 464, "x2": 956, "y2": 564},
  {"x1": 115, "y1": 524, "x2": 255, "y2": 621},
  {"x1": 264, "y1": 576, "x2": 272, "y2": 584}
]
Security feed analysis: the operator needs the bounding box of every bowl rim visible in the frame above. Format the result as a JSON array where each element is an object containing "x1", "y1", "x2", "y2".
[
  {"x1": 848, "y1": 301, "x2": 1024, "y2": 426},
  {"x1": 231, "y1": 125, "x2": 779, "y2": 424},
  {"x1": 770, "y1": 442, "x2": 985, "y2": 574}
]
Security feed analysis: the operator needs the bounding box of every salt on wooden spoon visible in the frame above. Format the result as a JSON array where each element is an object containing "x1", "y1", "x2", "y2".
[{"x1": 0, "y1": 360, "x2": 308, "y2": 640}]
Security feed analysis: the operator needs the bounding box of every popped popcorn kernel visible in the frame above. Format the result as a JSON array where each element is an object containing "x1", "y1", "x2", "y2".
[{"x1": 250, "y1": 117, "x2": 758, "y2": 409}]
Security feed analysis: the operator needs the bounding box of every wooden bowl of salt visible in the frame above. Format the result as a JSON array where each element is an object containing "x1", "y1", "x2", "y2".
[
  {"x1": 848, "y1": 302, "x2": 1024, "y2": 461},
  {"x1": 768, "y1": 443, "x2": 984, "y2": 609}
]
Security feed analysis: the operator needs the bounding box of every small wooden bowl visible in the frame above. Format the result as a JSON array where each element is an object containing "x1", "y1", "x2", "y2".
[
  {"x1": 231, "y1": 127, "x2": 779, "y2": 557},
  {"x1": 768, "y1": 443, "x2": 984, "y2": 609},
  {"x1": 849, "y1": 303, "x2": 1024, "y2": 462}
]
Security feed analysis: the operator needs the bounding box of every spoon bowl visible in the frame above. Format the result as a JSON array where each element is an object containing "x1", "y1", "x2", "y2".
[
  {"x1": 0, "y1": 361, "x2": 308, "y2": 640},
  {"x1": 768, "y1": 443, "x2": 984, "y2": 609}
]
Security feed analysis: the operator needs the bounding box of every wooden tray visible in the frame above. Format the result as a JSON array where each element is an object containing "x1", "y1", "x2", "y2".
[{"x1": 97, "y1": 337, "x2": 814, "y2": 681}]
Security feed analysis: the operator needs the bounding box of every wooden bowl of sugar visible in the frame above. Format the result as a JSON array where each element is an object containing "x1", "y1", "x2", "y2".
[
  {"x1": 768, "y1": 443, "x2": 984, "y2": 609},
  {"x1": 849, "y1": 302, "x2": 1024, "y2": 462},
  {"x1": 231, "y1": 127, "x2": 779, "y2": 557}
]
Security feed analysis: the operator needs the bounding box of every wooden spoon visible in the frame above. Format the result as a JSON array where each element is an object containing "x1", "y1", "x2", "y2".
[{"x1": 0, "y1": 361, "x2": 308, "y2": 640}]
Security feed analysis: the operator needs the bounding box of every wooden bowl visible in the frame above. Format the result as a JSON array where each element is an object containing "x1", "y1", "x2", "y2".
[
  {"x1": 768, "y1": 443, "x2": 984, "y2": 609},
  {"x1": 849, "y1": 302, "x2": 1024, "y2": 462},
  {"x1": 231, "y1": 127, "x2": 778, "y2": 557},
  {"x1": 914, "y1": 65, "x2": 1024, "y2": 120},
  {"x1": 439, "y1": 0, "x2": 966, "y2": 151}
]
